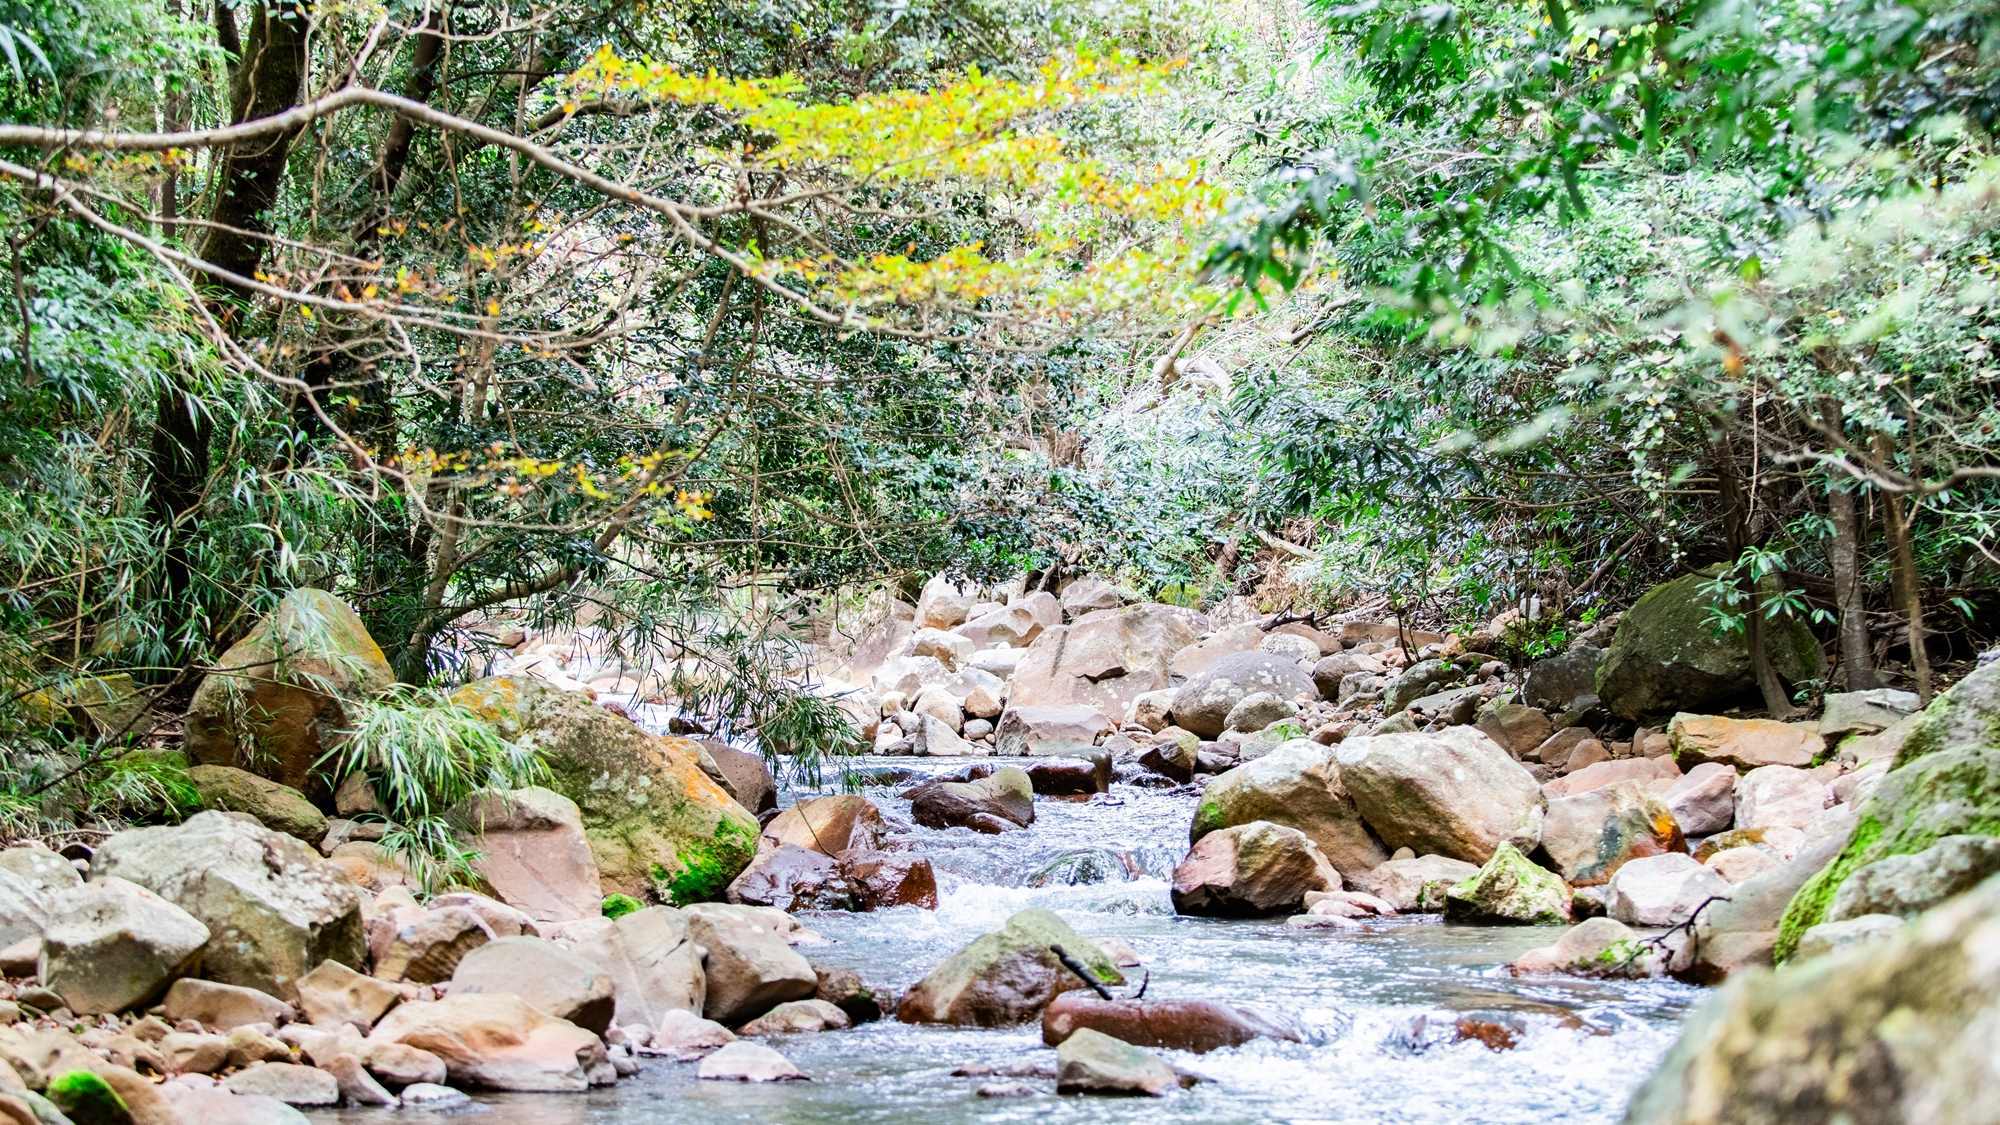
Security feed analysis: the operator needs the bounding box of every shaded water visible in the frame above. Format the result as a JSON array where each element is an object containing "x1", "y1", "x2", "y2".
[{"x1": 323, "y1": 759, "x2": 1701, "y2": 1123}]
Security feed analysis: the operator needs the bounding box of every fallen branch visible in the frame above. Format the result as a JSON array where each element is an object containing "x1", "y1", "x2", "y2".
[{"x1": 1048, "y1": 945, "x2": 1116, "y2": 1001}]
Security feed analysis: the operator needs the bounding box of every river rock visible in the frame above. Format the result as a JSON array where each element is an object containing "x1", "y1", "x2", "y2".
[
  {"x1": 295, "y1": 960, "x2": 402, "y2": 1031},
  {"x1": 1042, "y1": 993, "x2": 1304, "y2": 1053},
  {"x1": 1542, "y1": 755, "x2": 1680, "y2": 798},
  {"x1": 1521, "y1": 645, "x2": 1605, "y2": 713},
  {"x1": 1348, "y1": 855, "x2": 1479, "y2": 912},
  {"x1": 1511, "y1": 916, "x2": 1662, "y2": 978},
  {"x1": 450, "y1": 937, "x2": 615, "y2": 1035},
  {"x1": 1443, "y1": 843, "x2": 1570, "y2": 925},
  {"x1": 702, "y1": 744, "x2": 777, "y2": 815},
  {"x1": 641, "y1": 1009, "x2": 735, "y2": 1059},
  {"x1": 1595, "y1": 572, "x2": 1824, "y2": 719},
  {"x1": 562, "y1": 907, "x2": 706, "y2": 1031},
  {"x1": 1025, "y1": 753, "x2": 1112, "y2": 795},
  {"x1": 1539, "y1": 782, "x2": 1686, "y2": 887},
  {"x1": 221, "y1": 1062, "x2": 339, "y2": 1106},
  {"x1": 896, "y1": 908, "x2": 1122, "y2": 1027},
  {"x1": 90, "y1": 811, "x2": 363, "y2": 1000},
  {"x1": 1055, "y1": 1028, "x2": 1193, "y2": 1096},
  {"x1": 1475, "y1": 702, "x2": 1555, "y2": 758},
  {"x1": 908, "y1": 767, "x2": 1034, "y2": 833},
  {"x1": 443, "y1": 786, "x2": 601, "y2": 924},
  {"x1": 323, "y1": 1051, "x2": 399, "y2": 1106},
  {"x1": 1818, "y1": 688, "x2": 1920, "y2": 740},
  {"x1": 1825, "y1": 834, "x2": 2000, "y2": 923},
  {"x1": 1337, "y1": 728, "x2": 1545, "y2": 864},
  {"x1": 1139, "y1": 731, "x2": 1198, "y2": 782},
  {"x1": 1667, "y1": 714, "x2": 1820, "y2": 769},
  {"x1": 1223, "y1": 692, "x2": 1299, "y2": 733},
  {"x1": 185, "y1": 766, "x2": 327, "y2": 842},
  {"x1": 39, "y1": 877, "x2": 209, "y2": 1014},
  {"x1": 1171, "y1": 821, "x2": 1340, "y2": 917},
  {"x1": 725, "y1": 845, "x2": 855, "y2": 911},
  {"x1": 736, "y1": 998, "x2": 849, "y2": 1036},
  {"x1": 185, "y1": 588, "x2": 395, "y2": 796},
  {"x1": 1607, "y1": 853, "x2": 1729, "y2": 927},
  {"x1": 1169, "y1": 621, "x2": 1266, "y2": 681},
  {"x1": 161, "y1": 978, "x2": 294, "y2": 1029},
  {"x1": 1188, "y1": 741, "x2": 1386, "y2": 875},
  {"x1": 1774, "y1": 659, "x2": 2000, "y2": 959},
  {"x1": 1009, "y1": 604, "x2": 1202, "y2": 719},
  {"x1": 697, "y1": 1040, "x2": 807, "y2": 1082},
  {"x1": 759, "y1": 795, "x2": 883, "y2": 857},
  {"x1": 840, "y1": 850, "x2": 939, "y2": 910},
  {"x1": 372, "y1": 906, "x2": 491, "y2": 984},
  {"x1": 361, "y1": 1040, "x2": 448, "y2": 1087},
  {"x1": 1169, "y1": 651, "x2": 1317, "y2": 739},
  {"x1": 1058, "y1": 577, "x2": 1136, "y2": 617},
  {"x1": 916, "y1": 574, "x2": 975, "y2": 630},
  {"x1": 368, "y1": 994, "x2": 606, "y2": 1092},
  {"x1": 956, "y1": 603, "x2": 1046, "y2": 649},
  {"x1": 452, "y1": 676, "x2": 758, "y2": 903},
  {"x1": 993, "y1": 705, "x2": 1113, "y2": 757},
  {"x1": 1663, "y1": 762, "x2": 1737, "y2": 835},
  {"x1": 684, "y1": 904, "x2": 816, "y2": 1026},
  {"x1": 1734, "y1": 765, "x2": 1830, "y2": 830},
  {"x1": 1627, "y1": 872, "x2": 2000, "y2": 1125},
  {"x1": 161, "y1": 1085, "x2": 312, "y2": 1125}
]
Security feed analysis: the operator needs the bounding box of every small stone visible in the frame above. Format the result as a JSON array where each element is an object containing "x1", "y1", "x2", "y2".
[
  {"x1": 1054, "y1": 1028, "x2": 1194, "y2": 1096},
  {"x1": 221, "y1": 1062, "x2": 340, "y2": 1106},
  {"x1": 696, "y1": 1040, "x2": 808, "y2": 1082},
  {"x1": 397, "y1": 1082, "x2": 469, "y2": 1107}
]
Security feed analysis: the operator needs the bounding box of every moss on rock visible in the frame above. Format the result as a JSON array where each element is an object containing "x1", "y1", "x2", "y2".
[{"x1": 46, "y1": 1070, "x2": 131, "y2": 1125}]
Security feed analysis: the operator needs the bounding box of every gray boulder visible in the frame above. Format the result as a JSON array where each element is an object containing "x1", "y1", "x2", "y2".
[
  {"x1": 1336, "y1": 728, "x2": 1545, "y2": 864},
  {"x1": 40, "y1": 876, "x2": 210, "y2": 1013},
  {"x1": 1169, "y1": 651, "x2": 1317, "y2": 739},
  {"x1": 1596, "y1": 571, "x2": 1824, "y2": 719}
]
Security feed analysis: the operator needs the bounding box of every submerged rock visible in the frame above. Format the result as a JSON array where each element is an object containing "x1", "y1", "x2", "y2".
[
  {"x1": 1042, "y1": 993, "x2": 1306, "y2": 1053},
  {"x1": 1055, "y1": 1028, "x2": 1194, "y2": 1097},
  {"x1": 697, "y1": 1040, "x2": 807, "y2": 1082}
]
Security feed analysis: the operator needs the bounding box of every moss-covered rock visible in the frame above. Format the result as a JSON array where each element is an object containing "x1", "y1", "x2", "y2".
[
  {"x1": 1596, "y1": 571, "x2": 1824, "y2": 720},
  {"x1": 1444, "y1": 842, "x2": 1571, "y2": 925},
  {"x1": 600, "y1": 893, "x2": 643, "y2": 919},
  {"x1": 1774, "y1": 661, "x2": 2000, "y2": 961},
  {"x1": 1627, "y1": 872, "x2": 2000, "y2": 1125},
  {"x1": 451, "y1": 676, "x2": 758, "y2": 902},
  {"x1": 186, "y1": 764, "x2": 328, "y2": 841},
  {"x1": 897, "y1": 908, "x2": 1123, "y2": 1027},
  {"x1": 185, "y1": 588, "x2": 395, "y2": 797},
  {"x1": 45, "y1": 1070, "x2": 131, "y2": 1125}
]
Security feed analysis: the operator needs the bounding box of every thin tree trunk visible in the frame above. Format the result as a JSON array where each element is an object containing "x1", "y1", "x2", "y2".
[
  {"x1": 1820, "y1": 401, "x2": 1877, "y2": 690},
  {"x1": 1876, "y1": 443, "x2": 1933, "y2": 703},
  {"x1": 1715, "y1": 431, "x2": 1798, "y2": 718}
]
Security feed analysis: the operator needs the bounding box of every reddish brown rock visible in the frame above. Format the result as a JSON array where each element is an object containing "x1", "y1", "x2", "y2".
[
  {"x1": 1170, "y1": 821, "x2": 1340, "y2": 918},
  {"x1": 725, "y1": 846, "x2": 857, "y2": 911},
  {"x1": 758, "y1": 796, "x2": 884, "y2": 857},
  {"x1": 839, "y1": 850, "x2": 939, "y2": 910},
  {"x1": 1041, "y1": 993, "x2": 1306, "y2": 1054}
]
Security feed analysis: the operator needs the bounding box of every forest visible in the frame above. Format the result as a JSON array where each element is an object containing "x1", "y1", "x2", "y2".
[{"x1": 0, "y1": 0, "x2": 1995, "y2": 1121}]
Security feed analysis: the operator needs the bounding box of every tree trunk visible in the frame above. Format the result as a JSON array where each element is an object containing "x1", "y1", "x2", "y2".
[
  {"x1": 1820, "y1": 402, "x2": 1877, "y2": 690},
  {"x1": 1879, "y1": 479, "x2": 1933, "y2": 703},
  {"x1": 1714, "y1": 431, "x2": 1799, "y2": 718},
  {"x1": 147, "y1": 0, "x2": 310, "y2": 664}
]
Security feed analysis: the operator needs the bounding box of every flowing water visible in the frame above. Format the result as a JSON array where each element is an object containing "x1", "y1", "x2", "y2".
[{"x1": 322, "y1": 758, "x2": 1703, "y2": 1124}]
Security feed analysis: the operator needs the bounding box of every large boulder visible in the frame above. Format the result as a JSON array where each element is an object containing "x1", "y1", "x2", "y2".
[
  {"x1": 756, "y1": 796, "x2": 882, "y2": 857},
  {"x1": 955, "y1": 603, "x2": 1047, "y2": 649},
  {"x1": 896, "y1": 908, "x2": 1122, "y2": 1027},
  {"x1": 452, "y1": 676, "x2": 759, "y2": 903},
  {"x1": 683, "y1": 904, "x2": 816, "y2": 1026},
  {"x1": 39, "y1": 877, "x2": 210, "y2": 1014},
  {"x1": 908, "y1": 767, "x2": 1034, "y2": 833},
  {"x1": 1826, "y1": 835, "x2": 2000, "y2": 923},
  {"x1": 1008, "y1": 604, "x2": 1202, "y2": 718},
  {"x1": 1539, "y1": 781, "x2": 1686, "y2": 887},
  {"x1": 185, "y1": 588, "x2": 395, "y2": 796},
  {"x1": 1188, "y1": 743, "x2": 1386, "y2": 876},
  {"x1": 1383, "y1": 658, "x2": 1467, "y2": 716},
  {"x1": 1058, "y1": 577, "x2": 1137, "y2": 618},
  {"x1": 1170, "y1": 821, "x2": 1340, "y2": 917},
  {"x1": 1041, "y1": 993, "x2": 1304, "y2": 1053},
  {"x1": 915, "y1": 574, "x2": 976, "y2": 630},
  {"x1": 1168, "y1": 651, "x2": 1317, "y2": 739},
  {"x1": 450, "y1": 937, "x2": 615, "y2": 1035},
  {"x1": 185, "y1": 766, "x2": 327, "y2": 842},
  {"x1": 1443, "y1": 843, "x2": 1571, "y2": 925},
  {"x1": 1626, "y1": 872, "x2": 2000, "y2": 1125},
  {"x1": 366, "y1": 994, "x2": 606, "y2": 1093},
  {"x1": 724, "y1": 845, "x2": 855, "y2": 911},
  {"x1": 1596, "y1": 572, "x2": 1824, "y2": 720},
  {"x1": 445, "y1": 787, "x2": 601, "y2": 923},
  {"x1": 1521, "y1": 645, "x2": 1605, "y2": 713},
  {"x1": 1773, "y1": 663, "x2": 2000, "y2": 959},
  {"x1": 993, "y1": 705, "x2": 1112, "y2": 757},
  {"x1": 92, "y1": 810, "x2": 364, "y2": 1000},
  {"x1": 561, "y1": 906, "x2": 705, "y2": 1031},
  {"x1": 1734, "y1": 764, "x2": 1831, "y2": 830},
  {"x1": 1664, "y1": 762, "x2": 1738, "y2": 836},
  {"x1": 1336, "y1": 728, "x2": 1545, "y2": 864}
]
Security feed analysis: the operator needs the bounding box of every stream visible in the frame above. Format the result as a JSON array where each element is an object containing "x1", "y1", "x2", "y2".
[{"x1": 320, "y1": 758, "x2": 1703, "y2": 1123}]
